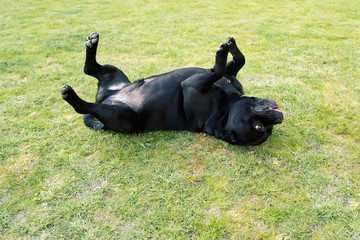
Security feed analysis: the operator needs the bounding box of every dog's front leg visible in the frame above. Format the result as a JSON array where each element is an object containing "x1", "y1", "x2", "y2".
[
  {"x1": 181, "y1": 42, "x2": 229, "y2": 92},
  {"x1": 226, "y1": 37, "x2": 245, "y2": 77},
  {"x1": 224, "y1": 37, "x2": 246, "y2": 93}
]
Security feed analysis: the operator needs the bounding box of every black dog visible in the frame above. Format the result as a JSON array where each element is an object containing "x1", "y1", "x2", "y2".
[{"x1": 61, "y1": 33, "x2": 283, "y2": 145}]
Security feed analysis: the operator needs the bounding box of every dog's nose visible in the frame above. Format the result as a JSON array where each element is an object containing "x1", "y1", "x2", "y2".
[{"x1": 275, "y1": 112, "x2": 284, "y2": 124}]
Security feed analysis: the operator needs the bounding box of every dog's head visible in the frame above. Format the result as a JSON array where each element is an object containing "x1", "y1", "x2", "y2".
[{"x1": 222, "y1": 97, "x2": 283, "y2": 145}]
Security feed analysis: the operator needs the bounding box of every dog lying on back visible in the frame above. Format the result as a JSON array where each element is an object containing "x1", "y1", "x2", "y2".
[{"x1": 61, "y1": 33, "x2": 283, "y2": 145}]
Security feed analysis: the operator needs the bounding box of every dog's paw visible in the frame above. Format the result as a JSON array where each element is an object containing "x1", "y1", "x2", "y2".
[
  {"x1": 61, "y1": 85, "x2": 86, "y2": 114},
  {"x1": 227, "y1": 37, "x2": 236, "y2": 46},
  {"x1": 216, "y1": 43, "x2": 229, "y2": 57},
  {"x1": 227, "y1": 37, "x2": 239, "y2": 53},
  {"x1": 86, "y1": 32, "x2": 99, "y2": 48},
  {"x1": 61, "y1": 85, "x2": 75, "y2": 100}
]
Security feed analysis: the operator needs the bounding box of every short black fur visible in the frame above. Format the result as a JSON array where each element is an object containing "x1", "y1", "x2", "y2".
[{"x1": 61, "y1": 33, "x2": 283, "y2": 145}]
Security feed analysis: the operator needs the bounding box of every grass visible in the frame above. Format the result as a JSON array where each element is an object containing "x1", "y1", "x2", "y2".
[{"x1": 1, "y1": 0, "x2": 359, "y2": 239}]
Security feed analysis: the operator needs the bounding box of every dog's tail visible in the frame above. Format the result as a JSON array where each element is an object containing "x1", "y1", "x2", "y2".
[{"x1": 83, "y1": 114, "x2": 105, "y2": 130}]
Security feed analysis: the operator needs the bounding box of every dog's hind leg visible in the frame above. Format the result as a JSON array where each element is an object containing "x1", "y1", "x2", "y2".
[
  {"x1": 84, "y1": 32, "x2": 131, "y2": 102},
  {"x1": 61, "y1": 85, "x2": 138, "y2": 133},
  {"x1": 84, "y1": 32, "x2": 102, "y2": 75}
]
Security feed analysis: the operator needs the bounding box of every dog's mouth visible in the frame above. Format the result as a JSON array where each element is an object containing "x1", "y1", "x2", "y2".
[
  {"x1": 254, "y1": 104, "x2": 280, "y2": 112},
  {"x1": 269, "y1": 106, "x2": 283, "y2": 124},
  {"x1": 253, "y1": 103, "x2": 283, "y2": 125}
]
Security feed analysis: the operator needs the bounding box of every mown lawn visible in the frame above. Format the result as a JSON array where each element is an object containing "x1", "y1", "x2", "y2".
[{"x1": 1, "y1": 0, "x2": 359, "y2": 239}]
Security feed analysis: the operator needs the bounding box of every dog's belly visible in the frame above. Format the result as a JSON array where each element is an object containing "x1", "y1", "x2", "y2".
[
  {"x1": 102, "y1": 68, "x2": 208, "y2": 131},
  {"x1": 105, "y1": 67, "x2": 207, "y2": 108}
]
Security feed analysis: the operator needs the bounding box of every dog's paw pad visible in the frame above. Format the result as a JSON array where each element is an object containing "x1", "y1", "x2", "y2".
[
  {"x1": 61, "y1": 85, "x2": 74, "y2": 99},
  {"x1": 227, "y1": 37, "x2": 236, "y2": 46},
  {"x1": 216, "y1": 43, "x2": 229, "y2": 56},
  {"x1": 86, "y1": 32, "x2": 99, "y2": 48}
]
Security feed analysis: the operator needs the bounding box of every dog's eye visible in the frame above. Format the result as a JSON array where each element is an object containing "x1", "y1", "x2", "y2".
[{"x1": 255, "y1": 125, "x2": 264, "y2": 131}]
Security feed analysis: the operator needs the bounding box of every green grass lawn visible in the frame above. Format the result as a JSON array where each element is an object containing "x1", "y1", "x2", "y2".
[{"x1": 1, "y1": 0, "x2": 359, "y2": 239}]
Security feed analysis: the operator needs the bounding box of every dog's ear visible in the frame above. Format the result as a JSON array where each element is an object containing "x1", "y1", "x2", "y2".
[
  {"x1": 203, "y1": 109, "x2": 227, "y2": 138},
  {"x1": 221, "y1": 131, "x2": 237, "y2": 144}
]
